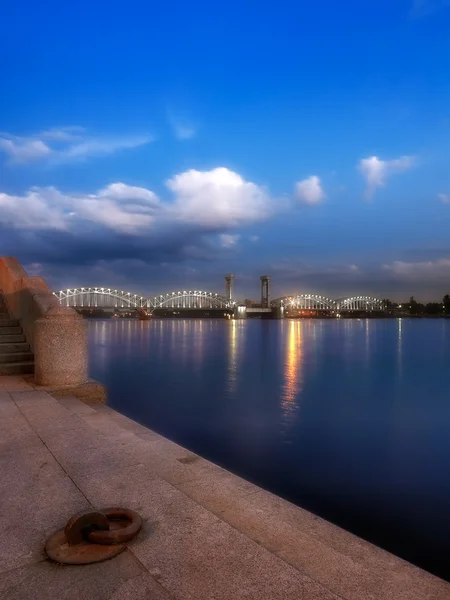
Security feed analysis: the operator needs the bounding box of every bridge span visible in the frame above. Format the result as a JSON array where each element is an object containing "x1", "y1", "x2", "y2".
[
  {"x1": 54, "y1": 275, "x2": 386, "y2": 316},
  {"x1": 54, "y1": 288, "x2": 231, "y2": 310},
  {"x1": 271, "y1": 294, "x2": 385, "y2": 312}
]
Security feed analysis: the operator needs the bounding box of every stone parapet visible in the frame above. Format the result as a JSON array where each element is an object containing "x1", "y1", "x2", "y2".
[{"x1": 0, "y1": 256, "x2": 93, "y2": 389}]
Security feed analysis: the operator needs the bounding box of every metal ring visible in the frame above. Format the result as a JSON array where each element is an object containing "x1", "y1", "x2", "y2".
[
  {"x1": 87, "y1": 507, "x2": 142, "y2": 545},
  {"x1": 64, "y1": 509, "x2": 109, "y2": 546}
]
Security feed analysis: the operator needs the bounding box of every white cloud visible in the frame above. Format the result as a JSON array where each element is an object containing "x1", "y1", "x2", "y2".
[
  {"x1": 383, "y1": 258, "x2": 450, "y2": 281},
  {"x1": 0, "y1": 138, "x2": 52, "y2": 163},
  {"x1": 167, "y1": 111, "x2": 197, "y2": 140},
  {"x1": 295, "y1": 175, "x2": 325, "y2": 205},
  {"x1": 219, "y1": 234, "x2": 240, "y2": 248},
  {"x1": 166, "y1": 167, "x2": 272, "y2": 228},
  {"x1": 249, "y1": 235, "x2": 259, "y2": 242},
  {"x1": 39, "y1": 126, "x2": 85, "y2": 141},
  {"x1": 0, "y1": 128, "x2": 151, "y2": 165},
  {"x1": 358, "y1": 155, "x2": 415, "y2": 199},
  {"x1": 438, "y1": 193, "x2": 450, "y2": 203},
  {"x1": 0, "y1": 187, "x2": 67, "y2": 229},
  {"x1": 173, "y1": 124, "x2": 196, "y2": 140},
  {"x1": 0, "y1": 167, "x2": 274, "y2": 238},
  {"x1": 57, "y1": 137, "x2": 150, "y2": 162},
  {"x1": 0, "y1": 183, "x2": 159, "y2": 233}
]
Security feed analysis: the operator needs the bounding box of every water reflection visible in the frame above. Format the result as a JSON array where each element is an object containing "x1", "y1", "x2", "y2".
[
  {"x1": 227, "y1": 319, "x2": 244, "y2": 394},
  {"x1": 397, "y1": 318, "x2": 403, "y2": 378},
  {"x1": 281, "y1": 320, "x2": 304, "y2": 426}
]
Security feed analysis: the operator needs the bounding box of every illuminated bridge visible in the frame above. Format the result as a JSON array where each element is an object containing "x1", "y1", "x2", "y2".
[
  {"x1": 271, "y1": 295, "x2": 385, "y2": 312},
  {"x1": 53, "y1": 275, "x2": 386, "y2": 316},
  {"x1": 54, "y1": 288, "x2": 232, "y2": 310}
]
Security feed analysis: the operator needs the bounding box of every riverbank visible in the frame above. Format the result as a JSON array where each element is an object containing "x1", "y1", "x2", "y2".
[{"x1": 1, "y1": 374, "x2": 449, "y2": 600}]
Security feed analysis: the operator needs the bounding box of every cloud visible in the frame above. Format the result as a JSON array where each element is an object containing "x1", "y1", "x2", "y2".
[
  {"x1": 39, "y1": 126, "x2": 85, "y2": 141},
  {"x1": 0, "y1": 127, "x2": 151, "y2": 165},
  {"x1": 411, "y1": 0, "x2": 450, "y2": 17},
  {"x1": 0, "y1": 167, "x2": 274, "y2": 273},
  {"x1": 0, "y1": 138, "x2": 52, "y2": 163},
  {"x1": 173, "y1": 124, "x2": 196, "y2": 140},
  {"x1": 249, "y1": 235, "x2": 259, "y2": 242},
  {"x1": 383, "y1": 258, "x2": 450, "y2": 281},
  {"x1": 219, "y1": 234, "x2": 240, "y2": 248},
  {"x1": 166, "y1": 167, "x2": 273, "y2": 228},
  {"x1": 167, "y1": 111, "x2": 197, "y2": 140},
  {"x1": 358, "y1": 155, "x2": 415, "y2": 199},
  {"x1": 438, "y1": 193, "x2": 450, "y2": 203},
  {"x1": 295, "y1": 175, "x2": 325, "y2": 205}
]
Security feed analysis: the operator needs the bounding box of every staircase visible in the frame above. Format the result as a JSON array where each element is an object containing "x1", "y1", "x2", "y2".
[{"x1": 0, "y1": 294, "x2": 34, "y2": 375}]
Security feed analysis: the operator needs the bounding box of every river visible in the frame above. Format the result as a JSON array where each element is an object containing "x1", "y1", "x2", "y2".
[{"x1": 88, "y1": 317, "x2": 450, "y2": 580}]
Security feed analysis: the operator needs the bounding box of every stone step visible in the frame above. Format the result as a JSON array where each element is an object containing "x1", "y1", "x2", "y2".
[
  {"x1": 0, "y1": 361, "x2": 34, "y2": 375},
  {"x1": 0, "y1": 341, "x2": 31, "y2": 354},
  {"x1": 0, "y1": 326, "x2": 23, "y2": 335},
  {"x1": 0, "y1": 319, "x2": 19, "y2": 327},
  {"x1": 0, "y1": 333, "x2": 26, "y2": 343},
  {"x1": 0, "y1": 351, "x2": 34, "y2": 364}
]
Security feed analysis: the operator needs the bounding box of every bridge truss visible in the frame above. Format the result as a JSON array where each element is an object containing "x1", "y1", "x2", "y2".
[
  {"x1": 336, "y1": 296, "x2": 385, "y2": 311},
  {"x1": 271, "y1": 294, "x2": 337, "y2": 310},
  {"x1": 54, "y1": 288, "x2": 232, "y2": 310},
  {"x1": 272, "y1": 294, "x2": 385, "y2": 312}
]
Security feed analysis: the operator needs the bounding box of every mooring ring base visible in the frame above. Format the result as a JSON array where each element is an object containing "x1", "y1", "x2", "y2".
[{"x1": 45, "y1": 524, "x2": 127, "y2": 565}]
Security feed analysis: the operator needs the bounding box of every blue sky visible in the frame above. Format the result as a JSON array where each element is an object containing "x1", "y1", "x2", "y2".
[{"x1": 1, "y1": 0, "x2": 450, "y2": 301}]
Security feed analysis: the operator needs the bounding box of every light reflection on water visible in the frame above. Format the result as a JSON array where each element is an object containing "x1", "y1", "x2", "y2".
[
  {"x1": 280, "y1": 320, "x2": 303, "y2": 431},
  {"x1": 87, "y1": 317, "x2": 450, "y2": 581}
]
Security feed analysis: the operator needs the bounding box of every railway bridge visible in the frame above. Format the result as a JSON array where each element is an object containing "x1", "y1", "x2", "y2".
[{"x1": 54, "y1": 275, "x2": 386, "y2": 317}]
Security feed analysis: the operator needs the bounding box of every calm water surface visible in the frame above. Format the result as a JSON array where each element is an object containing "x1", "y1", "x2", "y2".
[{"x1": 88, "y1": 318, "x2": 450, "y2": 580}]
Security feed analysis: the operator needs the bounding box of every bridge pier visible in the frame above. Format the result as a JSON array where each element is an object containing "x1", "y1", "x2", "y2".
[{"x1": 233, "y1": 305, "x2": 247, "y2": 319}]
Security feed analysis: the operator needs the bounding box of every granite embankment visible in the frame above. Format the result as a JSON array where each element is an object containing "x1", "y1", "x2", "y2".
[{"x1": 1, "y1": 374, "x2": 449, "y2": 600}]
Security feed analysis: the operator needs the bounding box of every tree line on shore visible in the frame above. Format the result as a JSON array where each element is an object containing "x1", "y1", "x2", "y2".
[{"x1": 382, "y1": 295, "x2": 450, "y2": 316}]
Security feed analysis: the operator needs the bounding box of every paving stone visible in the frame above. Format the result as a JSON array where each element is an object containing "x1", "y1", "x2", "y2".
[
  {"x1": 57, "y1": 395, "x2": 97, "y2": 416},
  {"x1": 109, "y1": 572, "x2": 175, "y2": 600},
  {"x1": 73, "y1": 463, "x2": 340, "y2": 600},
  {"x1": 0, "y1": 550, "x2": 147, "y2": 600},
  {"x1": 0, "y1": 439, "x2": 89, "y2": 574},
  {"x1": 196, "y1": 487, "x2": 450, "y2": 600},
  {"x1": 133, "y1": 517, "x2": 342, "y2": 600},
  {"x1": 72, "y1": 462, "x2": 219, "y2": 526}
]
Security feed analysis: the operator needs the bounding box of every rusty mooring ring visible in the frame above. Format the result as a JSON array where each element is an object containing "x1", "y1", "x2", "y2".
[
  {"x1": 45, "y1": 507, "x2": 143, "y2": 565},
  {"x1": 87, "y1": 508, "x2": 142, "y2": 545}
]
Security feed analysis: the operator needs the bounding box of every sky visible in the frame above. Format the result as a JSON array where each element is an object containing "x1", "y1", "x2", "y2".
[{"x1": 1, "y1": 0, "x2": 450, "y2": 302}]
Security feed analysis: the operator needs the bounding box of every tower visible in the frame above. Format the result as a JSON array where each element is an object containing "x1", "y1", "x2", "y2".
[
  {"x1": 225, "y1": 274, "x2": 235, "y2": 303},
  {"x1": 260, "y1": 275, "x2": 270, "y2": 308}
]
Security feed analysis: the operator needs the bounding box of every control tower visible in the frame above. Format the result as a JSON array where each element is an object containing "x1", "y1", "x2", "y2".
[
  {"x1": 260, "y1": 275, "x2": 270, "y2": 308},
  {"x1": 225, "y1": 274, "x2": 235, "y2": 303}
]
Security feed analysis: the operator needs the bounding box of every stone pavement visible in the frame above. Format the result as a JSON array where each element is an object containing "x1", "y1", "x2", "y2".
[{"x1": 1, "y1": 375, "x2": 449, "y2": 600}]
